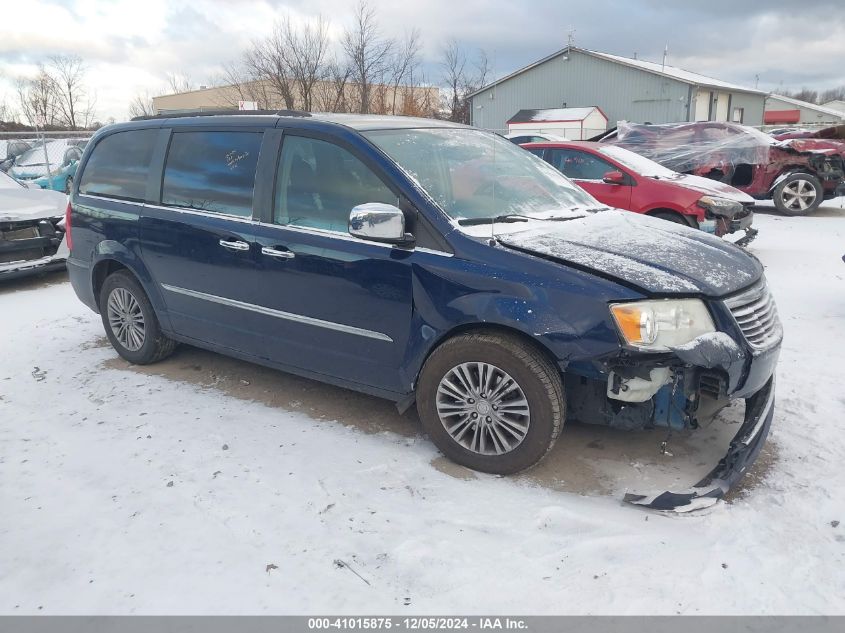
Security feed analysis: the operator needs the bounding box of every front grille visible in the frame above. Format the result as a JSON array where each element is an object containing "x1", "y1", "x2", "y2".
[{"x1": 724, "y1": 281, "x2": 783, "y2": 351}]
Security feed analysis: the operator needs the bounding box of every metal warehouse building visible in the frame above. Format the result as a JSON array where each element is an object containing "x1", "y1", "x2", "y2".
[
  {"x1": 469, "y1": 46, "x2": 767, "y2": 133},
  {"x1": 764, "y1": 94, "x2": 845, "y2": 126}
]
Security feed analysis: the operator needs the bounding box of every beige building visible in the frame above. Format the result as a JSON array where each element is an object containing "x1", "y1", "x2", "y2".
[{"x1": 151, "y1": 79, "x2": 439, "y2": 117}]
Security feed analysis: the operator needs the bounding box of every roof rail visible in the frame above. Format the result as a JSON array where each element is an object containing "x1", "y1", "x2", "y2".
[{"x1": 130, "y1": 109, "x2": 312, "y2": 122}]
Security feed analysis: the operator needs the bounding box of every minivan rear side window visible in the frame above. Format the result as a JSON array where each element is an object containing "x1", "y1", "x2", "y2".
[
  {"x1": 79, "y1": 129, "x2": 158, "y2": 201},
  {"x1": 162, "y1": 131, "x2": 261, "y2": 217}
]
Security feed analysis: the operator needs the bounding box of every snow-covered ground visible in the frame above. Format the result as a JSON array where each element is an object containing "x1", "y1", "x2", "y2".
[{"x1": 1, "y1": 204, "x2": 843, "y2": 615}]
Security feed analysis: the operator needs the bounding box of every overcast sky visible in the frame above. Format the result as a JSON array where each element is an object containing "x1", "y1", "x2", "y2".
[{"x1": 2, "y1": 0, "x2": 844, "y2": 123}]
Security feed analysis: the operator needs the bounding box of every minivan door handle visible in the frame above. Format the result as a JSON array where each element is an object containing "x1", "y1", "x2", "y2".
[
  {"x1": 261, "y1": 246, "x2": 296, "y2": 260},
  {"x1": 219, "y1": 239, "x2": 251, "y2": 251}
]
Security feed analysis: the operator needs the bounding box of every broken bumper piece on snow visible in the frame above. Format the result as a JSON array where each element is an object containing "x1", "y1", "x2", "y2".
[{"x1": 624, "y1": 377, "x2": 775, "y2": 512}]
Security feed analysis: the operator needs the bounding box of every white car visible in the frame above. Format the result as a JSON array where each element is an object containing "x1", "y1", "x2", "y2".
[
  {"x1": 0, "y1": 170, "x2": 68, "y2": 280},
  {"x1": 0, "y1": 138, "x2": 34, "y2": 172}
]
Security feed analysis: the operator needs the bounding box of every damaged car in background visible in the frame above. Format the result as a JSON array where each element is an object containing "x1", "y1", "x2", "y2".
[
  {"x1": 520, "y1": 140, "x2": 757, "y2": 245},
  {"x1": 67, "y1": 114, "x2": 781, "y2": 511},
  {"x1": 8, "y1": 139, "x2": 86, "y2": 194},
  {"x1": 1, "y1": 170, "x2": 68, "y2": 280},
  {"x1": 595, "y1": 121, "x2": 845, "y2": 215}
]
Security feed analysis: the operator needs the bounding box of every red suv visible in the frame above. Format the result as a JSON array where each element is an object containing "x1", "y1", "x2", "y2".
[{"x1": 523, "y1": 141, "x2": 756, "y2": 243}]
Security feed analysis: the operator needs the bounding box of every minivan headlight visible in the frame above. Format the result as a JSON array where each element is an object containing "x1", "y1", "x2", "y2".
[{"x1": 610, "y1": 299, "x2": 715, "y2": 351}]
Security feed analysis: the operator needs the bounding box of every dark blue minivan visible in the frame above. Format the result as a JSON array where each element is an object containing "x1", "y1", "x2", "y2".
[{"x1": 66, "y1": 112, "x2": 781, "y2": 510}]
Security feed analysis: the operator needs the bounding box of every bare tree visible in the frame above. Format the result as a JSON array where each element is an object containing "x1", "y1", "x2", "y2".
[
  {"x1": 781, "y1": 87, "x2": 819, "y2": 104},
  {"x1": 218, "y1": 60, "x2": 275, "y2": 109},
  {"x1": 342, "y1": 1, "x2": 394, "y2": 113},
  {"x1": 243, "y1": 29, "x2": 296, "y2": 109},
  {"x1": 166, "y1": 72, "x2": 194, "y2": 94},
  {"x1": 440, "y1": 40, "x2": 489, "y2": 124},
  {"x1": 399, "y1": 68, "x2": 437, "y2": 117},
  {"x1": 279, "y1": 15, "x2": 331, "y2": 111},
  {"x1": 441, "y1": 40, "x2": 467, "y2": 122},
  {"x1": 387, "y1": 29, "x2": 421, "y2": 115},
  {"x1": 0, "y1": 97, "x2": 16, "y2": 123},
  {"x1": 128, "y1": 91, "x2": 156, "y2": 118},
  {"x1": 17, "y1": 66, "x2": 57, "y2": 127},
  {"x1": 225, "y1": 14, "x2": 343, "y2": 113},
  {"x1": 48, "y1": 54, "x2": 95, "y2": 129},
  {"x1": 820, "y1": 86, "x2": 845, "y2": 104},
  {"x1": 313, "y1": 58, "x2": 352, "y2": 112}
]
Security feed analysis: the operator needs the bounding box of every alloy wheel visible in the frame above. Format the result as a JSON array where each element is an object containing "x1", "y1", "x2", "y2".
[
  {"x1": 781, "y1": 179, "x2": 817, "y2": 211},
  {"x1": 436, "y1": 362, "x2": 531, "y2": 455},
  {"x1": 106, "y1": 287, "x2": 145, "y2": 352}
]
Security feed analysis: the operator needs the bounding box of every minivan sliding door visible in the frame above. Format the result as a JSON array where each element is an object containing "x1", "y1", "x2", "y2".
[{"x1": 139, "y1": 128, "x2": 266, "y2": 353}]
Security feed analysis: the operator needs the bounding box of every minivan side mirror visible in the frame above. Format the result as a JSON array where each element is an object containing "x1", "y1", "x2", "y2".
[
  {"x1": 349, "y1": 203, "x2": 412, "y2": 244},
  {"x1": 602, "y1": 170, "x2": 627, "y2": 185}
]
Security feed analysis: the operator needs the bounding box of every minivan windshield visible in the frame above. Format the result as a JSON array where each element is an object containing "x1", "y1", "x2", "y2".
[{"x1": 364, "y1": 128, "x2": 603, "y2": 222}]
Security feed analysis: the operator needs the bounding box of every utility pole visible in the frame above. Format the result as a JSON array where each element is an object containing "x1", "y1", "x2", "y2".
[{"x1": 662, "y1": 44, "x2": 668, "y2": 71}]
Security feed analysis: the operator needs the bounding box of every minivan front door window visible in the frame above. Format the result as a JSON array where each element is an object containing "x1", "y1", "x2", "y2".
[
  {"x1": 162, "y1": 131, "x2": 261, "y2": 217},
  {"x1": 274, "y1": 135, "x2": 397, "y2": 233}
]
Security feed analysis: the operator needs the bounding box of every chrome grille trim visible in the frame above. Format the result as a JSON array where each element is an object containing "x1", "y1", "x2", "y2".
[{"x1": 724, "y1": 280, "x2": 783, "y2": 351}]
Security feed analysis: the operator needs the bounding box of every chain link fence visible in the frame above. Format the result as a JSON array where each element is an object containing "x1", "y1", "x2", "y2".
[{"x1": 1, "y1": 130, "x2": 92, "y2": 193}]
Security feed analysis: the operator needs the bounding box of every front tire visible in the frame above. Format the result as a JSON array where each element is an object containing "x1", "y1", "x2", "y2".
[
  {"x1": 773, "y1": 172, "x2": 823, "y2": 216},
  {"x1": 417, "y1": 332, "x2": 564, "y2": 474},
  {"x1": 99, "y1": 270, "x2": 175, "y2": 364}
]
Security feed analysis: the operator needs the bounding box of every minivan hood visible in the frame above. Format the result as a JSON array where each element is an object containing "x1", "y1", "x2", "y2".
[
  {"x1": 496, "y1": 210, "x2": 761, "y2": 296},
  {"x1": 672, "y1": 174, "x2": 755, "y2": 204}
]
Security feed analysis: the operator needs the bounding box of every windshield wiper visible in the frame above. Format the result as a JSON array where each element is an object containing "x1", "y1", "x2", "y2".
[
  {"x1": 458, "y1": 212, "x2": 591, "y2": 226},
  {"x1": 458, "y1": 214, "x2": 533, "y2": 226}
]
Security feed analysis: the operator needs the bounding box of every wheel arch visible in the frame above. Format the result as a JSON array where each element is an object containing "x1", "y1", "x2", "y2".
[
  {"x1": 645, "y1": 208, "x2": 697, "y2": 227},
  {"x1": 411, "y1": 322, "x2": 563, "y2": 391},
  {"x1": 91, "y1": 259, "x2": 131, "y2": 310},
  {"x1": 769, "y1": 168, "x2": 821, "y2": 194},
  {"x1": 89, "y1": 245, "x2": 170, "y2": 328}
]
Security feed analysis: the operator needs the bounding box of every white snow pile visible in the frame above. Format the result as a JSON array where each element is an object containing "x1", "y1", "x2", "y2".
[{"x1": 1, "y1": 205, "x2": 844, "y2": 614}]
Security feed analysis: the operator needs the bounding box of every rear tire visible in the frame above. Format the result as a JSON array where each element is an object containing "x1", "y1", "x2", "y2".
[
  {"x1": 773, "y1": 172, "x2": 823, "y2": 216},
  {"x1": 99, "y1": 270, "x2": 175, "y2": 365},
  {"x1": 416, "y1": 331, "x2": 564, "y2": 475},
  {"x1": 64, "y1": 175, "x2": 73, "y2": 194}
]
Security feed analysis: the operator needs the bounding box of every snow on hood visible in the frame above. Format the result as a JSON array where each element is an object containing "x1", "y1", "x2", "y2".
[
  {"x1": 497, "y1": 210, "x2": 761, "y2": 296},
  {"x1": 0, "y1": 187, "x2": 67, "y2": 222},
  {"x1": 672, "y1": 174, "x2": 755, "y2": 204}
]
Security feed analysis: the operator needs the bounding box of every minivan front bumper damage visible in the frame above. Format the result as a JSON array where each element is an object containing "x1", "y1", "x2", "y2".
[{"x1": 624, "y1": 377, "x2": 774, "y2": 512}]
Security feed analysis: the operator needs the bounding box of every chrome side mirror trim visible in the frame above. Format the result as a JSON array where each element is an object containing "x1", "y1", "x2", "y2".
[{"x1": 349, "y1": 203, "x2": 410, "y2": 244}]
